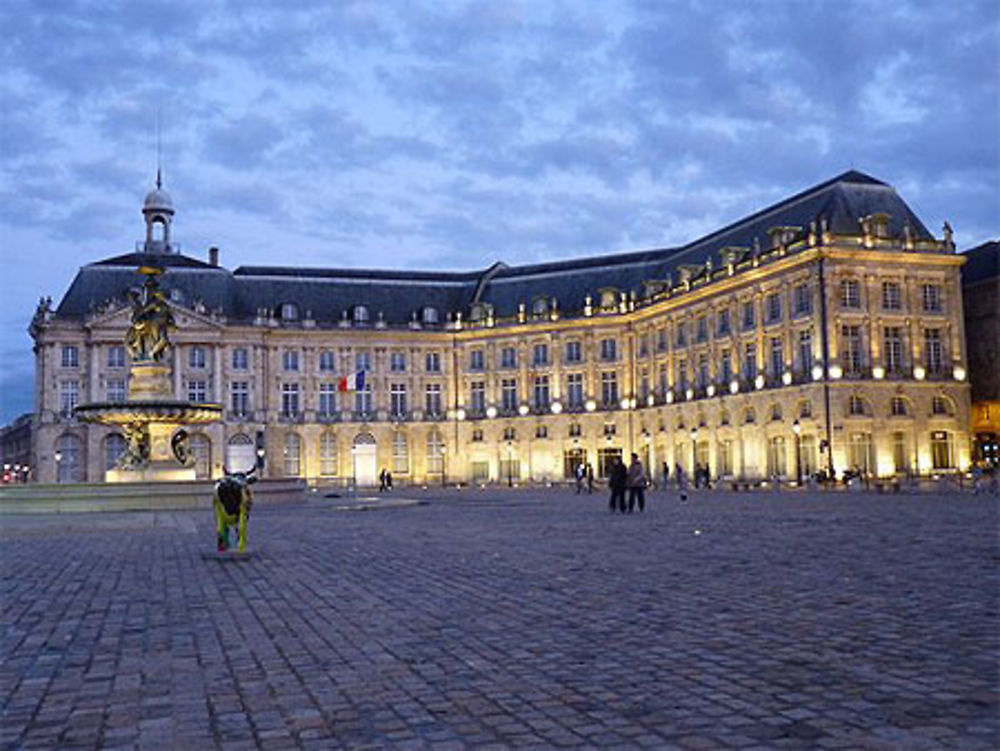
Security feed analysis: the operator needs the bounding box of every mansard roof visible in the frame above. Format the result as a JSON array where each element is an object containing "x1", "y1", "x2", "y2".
[
  {"x1": 960, "y1": 240, "x2": 999, "y2": 285},
  {"x1": 53, "y1": 170, "x2": 939, "y2": 326}
]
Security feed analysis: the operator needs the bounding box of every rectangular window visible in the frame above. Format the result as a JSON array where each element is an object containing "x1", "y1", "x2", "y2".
[
  {"x1": 882, "y1": 281, "x2": 902, "y2": 311},
  {"x1": 61, "y1": 345, "x2": 79, "y2": 368},
  {"x1": 231, "y1": 381, "x2": 249, "y2": 417},
  {"x1": 501, "y1": 378, "x2": 518, "y2": 412},
  {"x1": 425, "y1": 383, "x2": 442, "y2": 417},
  {"x1": 354, "y1": 383, "x2": 372, "y2": 415},
  {"x1": 533, "y1": 375, "x2": 550, "y2": 410},
  {"x1": 564, "y1": 373, "x2": 583, "y2": 409},
  {"x1": 891, "y1": 396, "x2": 908, "y2": 416},
  {"x1": 281, "y1": 383, "x2": 300, "y2": 417},
  {"x1": 470, "y1": 349, "x2": 485, "y2": 371},
  {"x1": 320, "y1": 432, "x2": 339, "y2": 477},
  {"x1": 769, "y1": 336, "x2": 784, "y2": 376},
  {"x1": 639, "y1": 372, "x2": 650, "y2": 402},
  {"x1": 600, "y1": 338, "x2": 616, "y2": 361},
  {"x1": 564, "y1": 341, "x2": 582, "y2": 363},
  {"x1": 601, "y1": 371, "x2": 618, "y2": 407},
  {"x1": 892, "y1": 431, "x2": 907, "y2": 473},
  {"x1": 638, "y1": 334, "x2": 649, "y2": 358},
  {"x1": 767, "y1": 436, "x2": 788, "y2": 477},
  {"x1": 356, "y1": 351, "x2": 371, "y2": 372},
  {"x1": 717, "y1": 440, "x2": 733, "y2": 477},
  {"x1": 795, "y1": 330, "x2": 812, "y2": 373},
  {"x1": 841, "y1": 279, "x2": 861, "y2": 309},
  {"x1": 106, "y1": 378, "x2": 126, "y2": 403},
  {"x1": 931, "y1": 431, "x2": 953, "y2": 469},
  {"x1": 282, "y1": 350, "x2": 299, "y2": 372},
  {"x1": 675, "y1": 322, "x2": 688, "y2": 347},
  {"x1": 696, "y1": 316, "x2": 708, "y2": 342},
  {"x1": 532, "y1": 343, "x2": 549, "y2": 366},
  {"x1": 922, "y1": 283, "x2": 942, "y2": 313},
  {"x1": 232, "y1": 347, "x2": 249, "y2": 370},
  {"x1": 501, "y1": 346, "x2": 517, "y2": 368},
  {"x1": 842, "y1": 325, "x2": 863, "y2": 375},
  {"x1": 742, "y1": 301, "x2": 755, "y2": 330},
  {"x1": 697, "y1": 355, "x2": 709, "y2": 388},
  {"x1": 743, "y1": 344, "x2": 757, "y2": 380},
  {"x1": 187, "y1": 379, "x2": 207, "y2": 403},
  {"x1": 793, "y1": 284, "x2": 812, "y2": 316},
  {"x1": 107, "y1": 346, "x2": 126, "y2": 369},
  {"x1": 319, "y1": 350, "x2": 335, "y2": 372},
  {"x1": 425, "y1": 352, "x2": 441, "y2": 372},
  {"x1": 884, "y1": 327, "x2": 903, "y2": 374},
  {"x1": 657, "y1": 328, "x2": 668, "y2": 352},
  {"x1": 390, "y1": 383, "x2": 408, "y2": 417},
  {"x1": 717, "y1": 309, "x2": 731, "y2": 336},
  {"x1": 318, "y1": 383, "x2": 337, "y2": 417},
  {"x1": 390, "y1": 352, "x2": 407, "y2": 372},
  {"x1": 676, "y1": 359, "x2": 688, "y2": 392},
  {"x1": 924, "y1": 328, "x2": 943, "y2": 373},
  {"x1": 189, "y1": 346, "x2": 206, "y2": 369},
  {"x1": 470, "y1": 381, "x2": 486, "y2": 413},
  {"x1": 766, "y1": 292, "x2": 782, "y2": 323},
  {"x1": 720, "y1": 350, "x2": 732, "y2": 383},
  {"x1": 849, "y1": 432, "x2": 875, "y2": 475}
]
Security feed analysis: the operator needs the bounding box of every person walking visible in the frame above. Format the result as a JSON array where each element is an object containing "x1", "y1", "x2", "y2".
[
  {"x1": 662, "y1": 461, "x2": 670, "y2": 492},
  {"x1": 575, "y1": 462, "x2": 585, "y2": 494},
  {"x1": 586, "y1": 463, "x2": 594, "y2": 494},
  {"x1": 627, "y1": 453, "x2": 648, "y2": 513},
  {"x1": 378, "y1": 469, "x2": 387, "y2": 492},
  {"x1": 609, "y1": 457, "x2": 627, "y2": 513},
  {"x1": 675, "y1": 461, "x2": 688, "y2": 501}
]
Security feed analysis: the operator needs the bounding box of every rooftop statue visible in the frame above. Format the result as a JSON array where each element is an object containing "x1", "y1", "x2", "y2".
[{"x1": 125, "y1": 268, "x2": 175, "y2": 362}]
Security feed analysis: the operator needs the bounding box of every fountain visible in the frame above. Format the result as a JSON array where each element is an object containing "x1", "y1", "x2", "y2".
[{"x1": 75, "y1": 261, "x2": 222, "y2": 482}]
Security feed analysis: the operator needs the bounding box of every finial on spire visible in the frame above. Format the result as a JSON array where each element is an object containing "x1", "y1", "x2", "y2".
[{"x1": 156, "y1": 167, "x2": 162, "y2": 190}]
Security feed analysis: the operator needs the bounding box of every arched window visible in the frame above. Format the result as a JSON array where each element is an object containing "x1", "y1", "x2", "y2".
[
  {"x1": 319, "y1": 432, "x2": 338, "y2": 477},
  {"x1": 931, "y1": 395, "x2": 954, "y2": 416},
  {"x1": 744, "y1": 407, "x2": 756, "y2": 424},
  {"x1": 352, "y1": 305, "x2": 370, "y2": 324},
  {"x1": 283, "y1": 433, "x2": 301, "y2": 477},
  {"x1": 392, "y1": 431, "x2": 409, "y2": 474},
  {"x1": 226, "y1": 433, "x2": 255, "y2": 473},
  {"x1": 105, "y1": 433, "x2": 126, "y2": 470},
  {"x1": 599, "y1": 289, "x2": 618, "y2": 309},
  {"x1": 189, "y1": 434, "x2": 212, "y2": 479},
  {"x1": 421, "y1": 306, "x2": 439, "y2": 325},
  {"x1": 55, "y1": 434, "x2": 84, "y2": 483},
  {"x1": 426, "y1": 429, "x2": 444, "y2": 474}
]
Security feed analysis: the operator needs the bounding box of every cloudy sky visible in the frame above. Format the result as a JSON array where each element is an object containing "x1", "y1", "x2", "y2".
[{"x1": 1, "y1": 0, "x2": 997, "y2": 422}]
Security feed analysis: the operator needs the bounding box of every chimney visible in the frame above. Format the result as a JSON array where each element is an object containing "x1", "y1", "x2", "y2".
[{"x1": 208, "y1": 246, "x2": 219, "y2": 267}]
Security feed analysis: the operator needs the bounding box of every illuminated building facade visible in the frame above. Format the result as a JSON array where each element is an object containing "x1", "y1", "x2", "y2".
[
  {"x1": 962, "y1": 240, "x2": 999, "y2": 467},
  {"x1": 30, "y1": 171, "x2": 972, "y2": 485}
]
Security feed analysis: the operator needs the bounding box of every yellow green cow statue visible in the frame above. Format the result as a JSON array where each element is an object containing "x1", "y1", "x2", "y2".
[{"x1": 213, "y1": 467, "x2": 256, "y2": 552}]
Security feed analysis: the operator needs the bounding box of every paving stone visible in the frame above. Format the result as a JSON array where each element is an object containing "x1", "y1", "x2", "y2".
[{"x1": 0, "y1": 489, "x2": 997, "y2": 750}]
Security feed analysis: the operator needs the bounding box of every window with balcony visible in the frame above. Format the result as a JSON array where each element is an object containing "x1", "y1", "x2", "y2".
[
  {"x1": 354, "y1": 383, "x2": 372, "y2": 416},
  {"x1": 231, "y1": 381, "x2": 250, "y2": 418},
  {"x1": 281, "y1": 383, "x2": 300, "y2": 418},
  {"x1": 533, "y1": 375, "x2": 550, "y2": 410},
  {"x1": 501, "y1": 378, "x2": 518, "y2": 412},
  {"x1": 841, "y1": 325, "x2": 863, "y2": 375},
  {"x1": 720, "y1": 350, "x2": 732, "y2": 383},
  {"x1": 318, "y1": 383, "x2": 337, "y2": 418},
  {"x1": 425, "y1": 384, "x2": 442, "y2": 417},
  {"x1": 601, "y1": 372, "x2": 618, "y2": 407},
  {"x1": 924, "y1": 328, "x2": 943, "y2": 374},
  {"x1": 797, "y1": 330, "x2": 813, "y2": 372},
  {"x1": 769, "y1": 337, "x2": 784, "y2": 376},
  {"x1": 470, "y1": 381, "x2": 486, "y2": 413},
  {"x1": 566, "y1": 373, "x2": 583, "y2": 409},
  {"x1": 390, "y1": 383, "x2": 408, "y2": 418},
  {"x1": 743, "y1": 344, "x2": 757, "y2": 380},
  {"x1": 884, "y1": 327, "x2": 903, "y2": 374}
]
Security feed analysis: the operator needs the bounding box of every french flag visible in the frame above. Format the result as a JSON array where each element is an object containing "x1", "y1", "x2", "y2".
[{"x1": 337, "y1": 370, "x2": 366, "y2": 392}]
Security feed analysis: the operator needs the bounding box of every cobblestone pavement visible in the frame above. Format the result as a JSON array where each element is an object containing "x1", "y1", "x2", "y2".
[{"x1": 1, "y1": 488, "x2": 997, "y2": 750}]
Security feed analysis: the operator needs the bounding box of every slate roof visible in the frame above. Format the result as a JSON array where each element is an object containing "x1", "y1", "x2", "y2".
[
  {"x1": 54, "y1": 170, "x2": 939, "y2": 325},
  {"x1": 960, "y1": 240, "x2": 999, "y2": 285}
]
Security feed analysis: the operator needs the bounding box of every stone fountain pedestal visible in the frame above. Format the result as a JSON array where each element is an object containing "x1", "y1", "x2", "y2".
[{"x1": 76, "y1": 361, "x2": 222, "y2": 483}]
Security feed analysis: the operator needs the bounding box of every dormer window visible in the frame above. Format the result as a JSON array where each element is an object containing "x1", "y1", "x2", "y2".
[
  {"x1": 352, "y1": 305, "x2": 370, "y2": 324},
  {"x1": 280, "y1": 303, "x2": 299, "y2": 321},
  {"x1": 469, "y1": 303, "x2": 491, "y2": 323},
  {"x1": 599, "y1": 289, "x2": 617, "y2": 310},
  {"x1": 421, "y1": 306, "x2": 439, "y2": 325},
  {"x1": 532, "y1": 297, "x2": 549, "y2": 316}
]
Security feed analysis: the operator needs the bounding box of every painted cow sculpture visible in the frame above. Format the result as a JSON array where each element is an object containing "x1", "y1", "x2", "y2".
[{"x1": 213, "y1": 467, "x2": 256, "y2": 552}]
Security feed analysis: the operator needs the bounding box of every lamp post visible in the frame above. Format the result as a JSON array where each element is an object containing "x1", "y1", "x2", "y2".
[
  {"x1": 256, "y1": 446, "x2": 266, "y2": 472},
  {"x1": 793, "y1": 419, "x2": 802, "y2": 486},
  {"x1": 506, "y1": 440, "x2": 513, "y2": 487},
  {"x1": 54, "y1": 450, "x2": 63, "y2": 483}
]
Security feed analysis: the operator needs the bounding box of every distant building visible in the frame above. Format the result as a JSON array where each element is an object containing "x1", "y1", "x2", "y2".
[
  {"x1": 29, "y1": 170, "x2": 972, "y2": 485},
  {"x1": 1, "y1": 413, "x2": 33, "y2": 483},
  {"x1": 962, "y1": 240, "x2": 999, "y2": 467}
]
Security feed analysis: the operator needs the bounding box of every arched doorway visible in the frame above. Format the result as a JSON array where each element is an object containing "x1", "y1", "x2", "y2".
[
  {"x1": 226, "y1": 433, "x2": 255, "y2": 473},
  {"x1": 352, "y1": 432, "x2": 377, "y2": 487},
  {"x1": 55, "y1": 434, "x2": 84, "y2": 483}
]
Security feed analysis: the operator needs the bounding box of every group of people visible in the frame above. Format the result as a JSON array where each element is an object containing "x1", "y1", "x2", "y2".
[
  {"x1": 377, "y1": 468, "x2": 393, "y2": 492},
  {"x1": 607, "y1": 454, "x2": 649, "y2": 513}
]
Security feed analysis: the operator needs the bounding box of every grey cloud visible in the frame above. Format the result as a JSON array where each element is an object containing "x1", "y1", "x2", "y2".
[{"x1": 201, "y1": 114, "x2": 286, "y2": 169}]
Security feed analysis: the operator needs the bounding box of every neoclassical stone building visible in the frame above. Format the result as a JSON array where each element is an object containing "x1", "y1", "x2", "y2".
[{"x1": 30, "y1": 170, "x2": 972, "y2": 485}]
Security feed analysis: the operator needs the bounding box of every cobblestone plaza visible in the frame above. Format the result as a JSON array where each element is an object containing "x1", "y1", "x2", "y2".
[{"x1": 2, "y1": 489, "x2": 997, "y2": 750}]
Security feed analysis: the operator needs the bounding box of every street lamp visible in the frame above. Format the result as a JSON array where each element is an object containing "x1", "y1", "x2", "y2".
[
  {"x1": 54, "y1": 450, "x2": 63, "y2": 483},
  {"x1": 690, "y1": 426, "x2": 698, "y2": 482},
  {"x1": 792, "y1": 419, "x2": 802, "y2": 486},
  {"x1": 506, "y1": 439, "x2": 513, "y2": 487}
]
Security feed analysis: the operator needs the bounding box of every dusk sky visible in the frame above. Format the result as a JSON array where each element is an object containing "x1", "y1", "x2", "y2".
[{"x1": 1, "y1": 0, "x2": 997, "y2": 423}]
